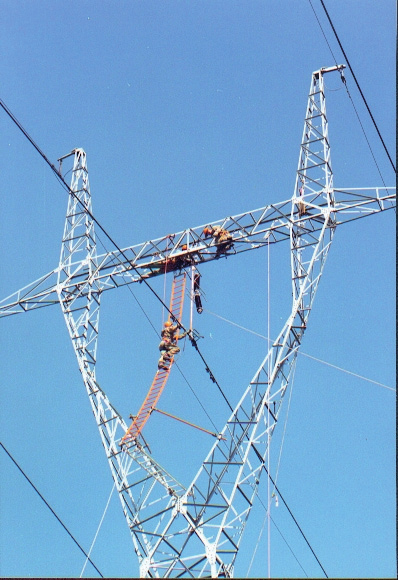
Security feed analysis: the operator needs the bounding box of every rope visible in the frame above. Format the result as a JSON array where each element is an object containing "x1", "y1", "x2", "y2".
[
  {"x1": 79, "y1": 483, "x2": 116, "y2": 577},
  {"x1": 162, "y1": 238, "x2": 169, "y2": 325},
  {"x1": 272, "y1": 359, "x2": 297, "y2": 493},
  {"x1": 299, "y1": 351, "x2": 395, "y2": 391},
  {"x1": 263, "y1": 466, "x2": 329, "y2": 578},
  {"x1": 266, "y1": 234, "x2": 271, "y2": 578},
  {"x1": 173, "y1": 359, "x2": 221, "y2": 433},
  {"x1": 246, "y1": 499, "x2": 268, "y2": 577},
  {"x1": 203, "y1": 308, "x2": 395, "y2": 392},
  {"x1": 248, "y1": 494, "x2": 309, "y2": 578},
  {"x1": 152, "y1": 408, "x2": 224, "y2": 439},
  {"x1": 79, "y1": 450, "x2": 130, "y2": 577}
]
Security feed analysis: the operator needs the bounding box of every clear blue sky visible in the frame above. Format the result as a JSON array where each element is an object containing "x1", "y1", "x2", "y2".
[{"x1": 0, "y1": 1, "x2": 395, "y2": 578}]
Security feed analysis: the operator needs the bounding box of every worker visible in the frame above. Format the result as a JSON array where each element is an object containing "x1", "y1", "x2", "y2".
[
  {"x1": 298, "y1": 185, "x2": 307, "y2": 216},
  {"x1": 159, "y1": 337, "x2": 172, "y2": 355},
  {"x1": 203, "y1": 225, "x2": 233, "y2": 256},
  {"x1": 158, "y1": 337, "x2": 180, "y2": 357},
  {"x1": 161, "y1": 320, "x2": 189, "y2": 343},
  {"x1": 165, "y1": 342, "x2": 180, "y2": 356},
  {"x1": 161, "y1": 320, "x2": 178, "y2": 340},
  {"x1": 158, "y1": 323, "x2": 188, "y2": 360}
]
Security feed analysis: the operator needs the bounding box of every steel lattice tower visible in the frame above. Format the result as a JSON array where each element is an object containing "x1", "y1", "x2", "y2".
[{"x1": 0, "y1": 66, "x2": 395, "y2": 577}]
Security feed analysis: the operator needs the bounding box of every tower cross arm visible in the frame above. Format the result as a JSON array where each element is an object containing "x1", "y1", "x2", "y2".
[{"x1": 0, "y1": 186, "x2": 394, "y2": 318}]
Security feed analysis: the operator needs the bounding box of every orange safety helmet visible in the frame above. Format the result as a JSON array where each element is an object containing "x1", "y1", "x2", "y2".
[
  {"x1": 203, "y1": 226, "x2": 212, "y2": 236},
  {"x1": 181, "y1": 244, "x2": 187, "y2": 251},
  {"x1": 164, "y1": 321, "x2": 172, "y2": 327}
]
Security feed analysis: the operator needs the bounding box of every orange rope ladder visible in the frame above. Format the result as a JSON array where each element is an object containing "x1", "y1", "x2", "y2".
[{"x1": 121, "y1": 272, "x2": 187, "y2": 445}]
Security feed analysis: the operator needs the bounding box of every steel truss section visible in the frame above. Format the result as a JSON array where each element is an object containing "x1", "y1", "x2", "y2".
[
  {"x1": 55, "y1": 149, "x2": 188, "y2": 568},
  {"x1": 129, "y1": 65, "x2": 342, "y2": 579},
  {"x1": 0, "y1": 186, "x2": 394, "y2": 318},
  {"x1": 0, "y1": 67, "x2": 396, "y2": 578}
]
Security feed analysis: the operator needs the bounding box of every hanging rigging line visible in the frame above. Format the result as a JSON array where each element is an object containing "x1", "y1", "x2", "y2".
[
  {"x1": 262, "y1": 465, "x2": 329, "y2": 578},
  {"x1": 152, "y1": 408, "x2": 224, "y2": 439},
  {"x1": 0, "y1": 442, "x2": 103, "y2": 578},
  {"x1": 314, "y1": 0, "x2": 396, "y2": 173},
  {"x1": 267, "y1": 230, "x2": 271, "y2": 578},
  {"x1": 272, "y1": 358, "x2": 297, "y2": 493},
  {"x1": 203, "y1": 308, "x2": 395, "y2": 392},
  {"x1": 80, "y1": 482, "x2": 116, "y2": 578},
  {"x1": 247, "y1": 495, "x2": 309, "y2": 578},
  {"x1": 79, "y1": 450, "x2": 130, "y2": 578}
]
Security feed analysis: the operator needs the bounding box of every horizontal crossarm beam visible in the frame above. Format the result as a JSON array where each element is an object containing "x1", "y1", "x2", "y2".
[{"x1": 0, "y1": 187, "x2": 394, "y2": 317}]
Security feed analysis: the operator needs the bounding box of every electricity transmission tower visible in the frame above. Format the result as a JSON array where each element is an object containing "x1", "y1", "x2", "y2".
[{"x1": 1, "y1": 65, "x2": 395, "y2": 578}]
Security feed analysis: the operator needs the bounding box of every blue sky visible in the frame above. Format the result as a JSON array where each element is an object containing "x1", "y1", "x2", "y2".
[{"x1": 0, "y1": 1, "x2": 395, "y2": 578}]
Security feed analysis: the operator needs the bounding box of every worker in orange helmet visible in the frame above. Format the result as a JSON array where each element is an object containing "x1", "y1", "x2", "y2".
[
  {"x1": 159, "y1": 320, "x2": 188, "y2": 358},
  {"x1": 161, "y1": 320, "x2": 178, "y2": 340},
  {"x1": 158, "y1": 335, "x2": 181, "y2": 358}
]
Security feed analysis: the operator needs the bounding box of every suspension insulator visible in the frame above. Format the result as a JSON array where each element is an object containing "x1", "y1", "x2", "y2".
[{"x1": 193, "y1": 272, "x2": 203, "y2": 314}]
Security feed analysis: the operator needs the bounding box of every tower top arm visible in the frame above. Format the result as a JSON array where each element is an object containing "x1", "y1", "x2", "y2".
[
  {"x1": 0, "y1": 186, "x2": 395, "y2": 318},
  {"x1": 314, "y1": 64, "x2": 346, "y2": 77}
]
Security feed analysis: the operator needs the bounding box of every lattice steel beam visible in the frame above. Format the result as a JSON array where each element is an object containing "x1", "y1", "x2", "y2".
[{"x1": 1, "y1": 66, "x2": 395, "y2": 578}]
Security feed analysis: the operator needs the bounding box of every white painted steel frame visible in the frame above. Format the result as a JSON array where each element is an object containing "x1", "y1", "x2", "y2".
[
  {"x1": 0, "y1": 186, "x2": 394, "y2": 318},
  {"x1": 132, "y1": 65, "x2": 340, "y2": 578},
  {"x1": 0, "y1": 68, "x2": 396, "y2": 577}
]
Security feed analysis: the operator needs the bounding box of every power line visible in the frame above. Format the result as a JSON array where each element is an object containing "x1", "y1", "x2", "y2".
[
  {"x1": 189, "y1": 335, "x2": 234, "y2": 413},
  {"x1": 263, "y1": 465, "x2": 329, "y2": 578},
  {"x1": 308, "y1": 0, "x2": 393, "y2": 194},
  {"x1": 252, "y1": 495, "x2": 309, "y2": 578},
  {"x1": 0, "y1": 442, "x2": 104, "y2": 578},
  {"x1": 0, "y1": 97, "x2": 233, "y2": 412},
  {"x1": 317, "y1": 0, "x2": 396, "y2": 173},
  {"x1": 0, "y1": 99, "x2": 183, "y2": 327},
  {"x1": 98, "y1": 232, "x2": 223, "y2": 433}
]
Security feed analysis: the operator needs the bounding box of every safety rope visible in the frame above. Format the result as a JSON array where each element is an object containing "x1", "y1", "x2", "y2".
[
  {"x1": 247, "y1": 494, "x2": 309, "y2": 578},
  {"x1": 267, "y1": 234, "x2": 271, "y2": 578},
  {"x1": 272, "y1": 359, "x2": 297, "y2": 494},
  {"x1": 79, "y1": 450, "x2": 130, "y2": 577},
  {"x1": 202, "y1": 308, "x2": 395, "y2": 392},
  {"x1": 247, "y1": 500, "x2": 268, "y2": 577},
  {"x1": 162, "y1": 237, "x2": 170, "y2": 326}
]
